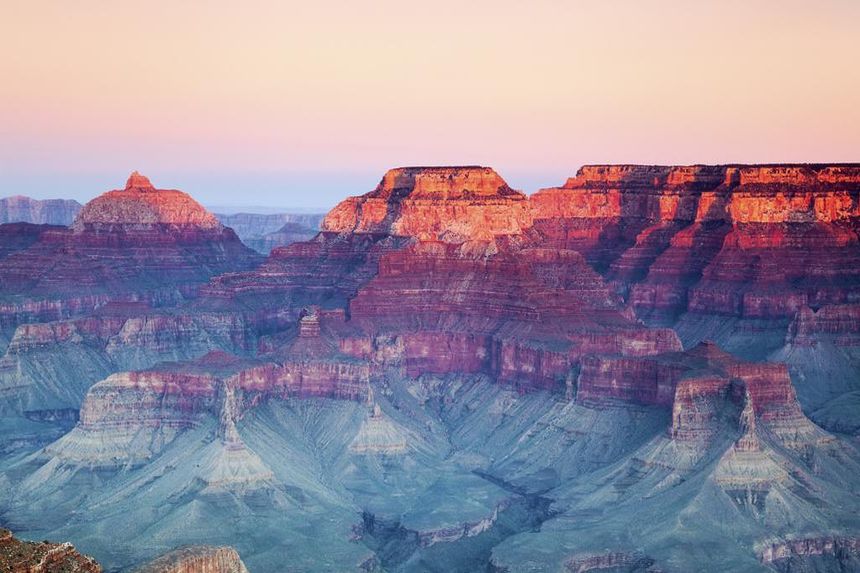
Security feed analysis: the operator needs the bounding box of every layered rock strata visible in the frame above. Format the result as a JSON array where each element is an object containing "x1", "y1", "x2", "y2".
[
  {"x1": 0, "y1": 173, "x2": 261, "y2": 326},
  {"x1": 532, "y1": 164, "x2": 860, "y2": 321},
  {"x1": 322, "y1": 166, "x2": 533, "y2": 241},
  {"x1": 132, "y1": 546, "x2": 249, "y2": 573},
  {"x1": 757, "y1": 536, "x2": 860, "y2": 572}
]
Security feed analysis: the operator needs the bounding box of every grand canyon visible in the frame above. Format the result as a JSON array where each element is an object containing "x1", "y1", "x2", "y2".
[{"x1": 0, "y1": 165, "x2": 857, "y2": 572}]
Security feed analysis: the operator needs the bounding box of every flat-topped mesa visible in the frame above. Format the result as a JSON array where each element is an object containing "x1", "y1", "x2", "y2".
[
  {"x1": 72, "y1": 172, "x2": 222, "y2": 231},
  {"x1": 565, "y1": 164, "x2": 730, "y2": 190},
  {"x1": 563, "y1": 164, "x2": 860, "y2": 189},
  {"x1": 373, "y1": 166, "x2": 521, "y2": 199},
  {"x1": 528, "y1": 165, "x2": 734, "y2": 275},
  {"x1": 322, "y1": 166, "x2": 532, "y2": 241},
  {"x1": 532, "y1": 165, "x2": 729, "y2": 222}
]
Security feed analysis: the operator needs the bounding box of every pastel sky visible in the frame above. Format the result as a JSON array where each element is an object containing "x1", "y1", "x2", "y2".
[{"x1": 1, "y1": 0, "x2": 858, "y2": 210}]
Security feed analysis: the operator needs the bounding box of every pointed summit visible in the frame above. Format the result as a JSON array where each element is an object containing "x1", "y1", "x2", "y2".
[
  {"x1": 73, "y1": 173, "x2": 221, "y2": 230},
  {"x1": 124, "y1": 171, "x2": 155, "y2": 191}
]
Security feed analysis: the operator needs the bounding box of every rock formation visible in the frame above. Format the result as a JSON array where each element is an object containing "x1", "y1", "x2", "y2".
[
  {"x1": 0, "y1": 528, "x2": 101, "y2": 572},
  {"x1": 0, "y1": 223, "x2": 55, "y2": 261},
  {"x1": 757, "y1": 536, "x2": 860, "y2": 572},
  {"x1": 0, "y1": 173, "x2": 262, "y2": 327},
  {"x1": 322, "y1": 166, "x2": 533, "y2": 241},
  {"x1": 0, "y1": 529, "x2": 249, "y2": 573},
  {"x1": 245, "y1": 221, "x2": 320, "y2": 253},
  {"x1": 132, "y1": 546, "x2": 249, "y2": 573},
  {"x1": 532, "y1": 164, "x2": 860, "y2": 322},
  {"x1": 0, "y1": 196, "x2": 82, "y2": 226},
  {"x1": 0, "y1": 164, "x2": 858, "y2": 573},
  {"x1": 73, "y1": 172, "x2": 220, "y2": 230}
]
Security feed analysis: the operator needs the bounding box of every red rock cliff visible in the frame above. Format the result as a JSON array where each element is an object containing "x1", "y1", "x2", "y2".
[
  {"x1": 532, "y1": 164, "x2": 860, "y2": 319},
  {"x1": 322, "y1": 166, "x2": 532, "y2": 241},
  {"x1": 73, "y1": 172, "x2": 221, "y2": 231},
  {"x1": 0, "y1": 173, "x2": 261, "y2": 326}
]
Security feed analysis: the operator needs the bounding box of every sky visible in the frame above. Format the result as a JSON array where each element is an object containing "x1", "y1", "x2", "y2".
[{"x1": 1, "y1": 0, "x2": 858, "y2": 211}]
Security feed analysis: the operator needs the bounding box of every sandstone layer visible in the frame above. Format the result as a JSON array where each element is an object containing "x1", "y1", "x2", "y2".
[
  {"x1": 532, "y1": 164, "x2": 860, "y2": 321},
  {"x1": 322, "y1": 166, "x2": 533, "y2": 241}
]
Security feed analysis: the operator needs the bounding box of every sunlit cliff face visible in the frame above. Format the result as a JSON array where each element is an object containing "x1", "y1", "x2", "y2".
[
  {"x1": 322, "y1": 166, "x2": 533, "y2": 241},
  {"x1": 72, "y1": 172, "x2": 222, "y2": 231}
]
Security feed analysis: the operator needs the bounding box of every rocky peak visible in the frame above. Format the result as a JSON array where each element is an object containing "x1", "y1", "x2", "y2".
[
  {"x1": 72, "y1": 173, "x2": 221, "y2": 230},
  {"x1": 124, "y1": 171, "x2": 155, "y2": 191}
]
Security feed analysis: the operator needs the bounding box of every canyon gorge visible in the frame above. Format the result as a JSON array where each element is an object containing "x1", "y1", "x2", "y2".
[{"x1": 0, "y1": 165, "x2": 858, "y2": 572}]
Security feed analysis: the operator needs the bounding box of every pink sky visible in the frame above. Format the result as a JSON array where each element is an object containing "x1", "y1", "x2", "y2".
[{"x1": 1, "y1": 0, "x2": 858, "y2": 208}]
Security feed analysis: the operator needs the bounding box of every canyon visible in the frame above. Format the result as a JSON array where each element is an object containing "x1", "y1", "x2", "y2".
[{"x1": 0, "y1": 165, "x2": 857, "y2": 572}]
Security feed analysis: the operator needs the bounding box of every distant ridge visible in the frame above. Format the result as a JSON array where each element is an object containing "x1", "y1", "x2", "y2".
[{"x1": 0, "y1": 195, "x2": 82, "y2": 226}]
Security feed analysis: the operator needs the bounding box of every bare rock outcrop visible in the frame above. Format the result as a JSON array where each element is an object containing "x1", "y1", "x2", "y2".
[
  {"x1": 132, "y1": 546, "x2": 248, "y2": 573},
  {"x1": 0, "y1": 173, "x2": 261, "y2": 327},
  {"x1": 322, "y1": 166, "x2": 532, "y2": 241},
  {"x1": 532, "y1": 164, "x2": 860, "y2": 320},
  {"x1": 0, "y1": 528, "x2": 101, "y2": 572},
  {"x1": 73, "y1": 172, "x2": 220, "y2": 231}
]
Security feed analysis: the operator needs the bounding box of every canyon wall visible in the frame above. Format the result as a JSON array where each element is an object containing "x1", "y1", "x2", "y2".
[{"x1": 532, "y1": 164, "x2": 860, "y2": 321}]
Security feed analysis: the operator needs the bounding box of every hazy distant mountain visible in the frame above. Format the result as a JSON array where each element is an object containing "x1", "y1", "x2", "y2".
[
  {"x1": 215, "y1": 211, "x2": 324, "y2": 253},
  {"x1": 0, "y1": 195, "x2": 82, "y2": 225}
]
